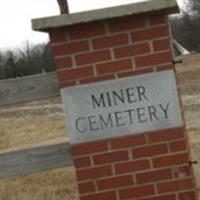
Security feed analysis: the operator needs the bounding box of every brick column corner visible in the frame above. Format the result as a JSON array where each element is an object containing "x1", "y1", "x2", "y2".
[{"x1": 32, "y1": 0, "x2": 198, "y2": 199}]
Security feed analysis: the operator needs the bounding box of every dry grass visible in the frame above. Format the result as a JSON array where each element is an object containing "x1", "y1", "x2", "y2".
[
  {"x1": 0, "y1": 117, "x2": 67, "y2": 150},
  {"x1": 0, "y1": 54, "x2": 200, "y2": 199},
  {"x1": 0, "y1": 97, "x2": 67, "y2": 150},
  {"x1": 0, "y1": 167, "x2": 78, "y2": 200},
  {"x1": 0, "y1": 98, "x2": 79, "y2": 199},
  {"x1": 175, "y1": 54, "x2": 200, "y2": 192}
]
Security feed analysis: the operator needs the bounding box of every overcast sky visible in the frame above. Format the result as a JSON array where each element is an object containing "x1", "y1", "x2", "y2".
[
  {"x1": 0, "y1": 0, "x2": 145, "y2": 50},
  {"x1": 0, "y1": 0, "x2": 182, "y2": 50}
]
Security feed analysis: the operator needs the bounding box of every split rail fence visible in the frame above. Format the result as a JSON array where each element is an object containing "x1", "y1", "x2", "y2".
[
  {"x1": 0, "y1": 72, "x2": 73, "y2": 178},
  {"x1": 0, "y1": 53, "x2": 193, "y2": 178}
]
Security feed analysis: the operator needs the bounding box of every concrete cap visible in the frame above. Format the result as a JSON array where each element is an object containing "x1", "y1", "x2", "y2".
[{"x1": 32, "y1": 0, "x2": 178, "y2": 32}]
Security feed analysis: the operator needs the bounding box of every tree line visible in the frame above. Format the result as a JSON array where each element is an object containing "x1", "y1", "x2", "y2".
[
  {"x1": 170, "y1": 0, "x2": 200, "y2": 53},
  {"x1": 0, "y1": 43, "x2": 54, "y2": 80},
  {"x1": 0, "y1": 0, "x2": 200, "y2": 80}
]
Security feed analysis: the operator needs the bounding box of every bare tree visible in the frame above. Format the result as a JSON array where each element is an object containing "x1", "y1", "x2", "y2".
[
  {"x1": 187, "y1": 0, "x2": 200, "y2": 13},
  {"x1": 57, "y1": 0, "x2": 69, "y2": 14},
  {"x1": 0, "y1": 43, "x2": 55, "y2": 80}
]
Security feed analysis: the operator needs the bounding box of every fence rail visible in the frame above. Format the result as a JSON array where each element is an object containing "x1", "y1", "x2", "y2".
[
  {"x1": 0, "y1": 72, "x2": 73, "y2": 178},
  {"x1": 0, "y1": 54, "x2": 196, "y2": 178},
  {"x1": 0, "y1": 142, "x2": 72, "y2": 178},
  {"x1": 0, "y1": 72, "x2": 59, "y2": 106}
]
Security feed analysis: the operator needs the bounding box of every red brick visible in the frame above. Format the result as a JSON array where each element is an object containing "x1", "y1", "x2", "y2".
[
  {"x1": 170, "y1": 139, "x2": 187, "y2": 152},
  {"x1": 157, "y1": 178, "x2": 194, "y2": 194},
  {"x1": 78, "y1": 181, "x2": 95, "y2": 194},
  {"x1": 132, "y1": 143, "x2": 168, "y2": 158},
  {"x1": 71, "y1": 140, "x2": 108, "y2": 156},
  {"x1": 153, "y1": 153, "x2": 189, "y2": 168},
  {"x1": 76, "y1": 165, "x2": 112, "y2": 181},
  {"x1": 178, "y1": 191, "x2": 197, "y2": 200},
  {"x1": 153, "y1": 38, "x2": 171, "y2": 52},
  {"x1": 119, "y1": 184, "x2": 155, "y2": 199},
  {"x1": 81, "y1": 191, "x2": 117, "y2": 200},
  {"x1": 118, "y1": 68, "x2": 153, "y2": 78},
  {"x1": 149, "y1": 12, "x2": 167, "y2": 25},
  {"x1": 93, "y1": 150, "x2": 129, "y2": 165},
  {"x1": 76, "y1": 50, "x2": 111, "y2": 65},
  {"x1": 74, "y1": 156, "x2": 91, "y2": 169},
  {"x1": 141, "y1": 194, "x2": 176, "y2": 200},
  {"x1": 93, "y1": 34, "x2": 129, "y2": 49},
  {"x1": 51, "y1": 41, "x2": 89, "y2": 56},
  {"x1": 79, "y1": 74, "x2": 115, "y2": 84},
  {"x1": 177, "y1": 165, "x2": 192, "y2": 177},
  {"x1": 111, "y1": 134, "x2": 146, "y2": 149},
  {"x1": 57, "y1": 66, "x2": 93, "y2": 82},
  {"x1": 136, "y1": 169, "x2": 172, "y2": 184},
  {"x1": 135, "y1": 51, "x2": 172, "y2": 68},
  {"x1": 49, "y1": 30, "x2": 67, "y2": 43},
  {"x1": 131, "y1": 26, "x2": 169, "y2": 42},
  {"x1": 96, "y1": 59, "x2": 132, "y2": 75},
  {"x1": 109, "y1": 15, "x2": 146, "y2": 33},
  {"x1": 97, "y1": 175, "x2": 133, "y2": 190},
  {"x1": 54, "y1": 57, "x2": 72, "y2": 69},
  {"x1": 115, "y1": 159, "x2": 150, "y2": 174},
  {"x1": 69, "y1": 23, "x2": 106, "y2": 40},
  {"x1": 59, "y1": 80, "x2": 76, "y2": 88},
  {"x1": 148, "y1": 127, "x2": 185, "y2": 143},
  {"x1": 114, "y1": 43, "x2": 150, "y2": 58}
]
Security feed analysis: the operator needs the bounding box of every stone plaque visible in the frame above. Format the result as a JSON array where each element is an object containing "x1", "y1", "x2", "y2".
[{"x1": 61, "y1": 70, "x2": 183, "y2": 144}]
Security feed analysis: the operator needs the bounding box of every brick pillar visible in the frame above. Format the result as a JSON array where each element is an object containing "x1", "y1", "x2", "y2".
[{"x1": 32, "y1": 1, "x2": 198, "y2": 200}]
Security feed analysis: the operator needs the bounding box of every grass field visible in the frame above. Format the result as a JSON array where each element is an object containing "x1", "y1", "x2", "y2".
[{"x1": 0, "y1": 54, "x2": 200, "y2": 199}]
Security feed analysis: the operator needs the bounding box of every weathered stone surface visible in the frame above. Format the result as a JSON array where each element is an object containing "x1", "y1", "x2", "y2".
[
  {"x1": 32, "y1": 0, "x2": 178, "y2": 31},
  {"x1": 61, "y1": 70, "x2": 183, "y2": 144}
]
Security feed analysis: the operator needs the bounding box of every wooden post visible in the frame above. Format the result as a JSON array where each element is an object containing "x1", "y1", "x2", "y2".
[{"x1": 57, "y1": 0, "x2": 69, "y2": 14}]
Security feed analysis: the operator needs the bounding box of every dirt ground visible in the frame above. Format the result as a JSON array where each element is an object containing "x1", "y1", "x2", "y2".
[{"x1": 0, "y1": 54, "x2": 200, "y2": 200}]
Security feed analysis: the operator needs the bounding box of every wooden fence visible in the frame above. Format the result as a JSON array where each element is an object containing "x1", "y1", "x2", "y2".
[
  {"x1": 0, "y1": 53, "x2": 195, "y2": 178},
  {"x1": 0, "y1": 72, "x2": 73, "y2": 178},
  {"x1": 0, "y1": 72, "x2": 59, "y2": 106}
]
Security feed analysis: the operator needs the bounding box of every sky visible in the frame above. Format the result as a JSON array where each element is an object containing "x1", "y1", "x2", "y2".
[{"x1": 0, "y1": 0, "x2": 148, "y2": 50}]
